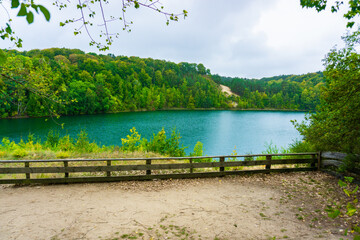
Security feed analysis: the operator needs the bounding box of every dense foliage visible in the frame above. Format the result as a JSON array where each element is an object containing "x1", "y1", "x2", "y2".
[
  {"x1": 215, "y1": 72, "x2": 324, "y2": 110},
  {"x1": 294, "y1": 30, "x2": 360, "y2": 154},
  {"x1": 0, "y1": 48, "x2": 325, "y2": 118},
  {"x1": 0, "y1": 48, "x2": 231, "y2": 118}
]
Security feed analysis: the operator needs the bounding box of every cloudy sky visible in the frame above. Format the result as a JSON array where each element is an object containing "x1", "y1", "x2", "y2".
[{"x1": 0, "y1": 0, "x2": 350, "y2": 78}]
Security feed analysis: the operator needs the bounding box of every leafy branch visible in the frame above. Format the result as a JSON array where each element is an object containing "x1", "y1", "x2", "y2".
[
  {"x1": 300, "y1": 0, "x2": 360, "y2": 28},
  {"x1": 0, "y1": 0, "x2": 188, "y2": 51}
]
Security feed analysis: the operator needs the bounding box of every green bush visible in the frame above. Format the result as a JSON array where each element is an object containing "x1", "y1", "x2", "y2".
[
  {"x1": 190, "y1": 141, "x2": 209, "y2": 162},
  {"x1": 45, "y1": 130, "x2": 60, "y2": 149},
  {"x1": 75, "y1": 130, "x2": 98, "y2": 153},
  {"x1": 121, "y1": 127, "x2": 142, "y2": 152},
  {"x1": 58, "y1": 135, "x2": 75, "y2": 151},
  {"x1": 12, "y1": 148, "x2": 28, "y2": 158},
  {"x1": 289, "y1": 140, "x2": 315, "y2": 153},
  {"x1": 163, "y1": 128, "x2": 186, "y2": 157},
  {"x1": 142, "y1": 128, "x2": 186, "y2": 157}
]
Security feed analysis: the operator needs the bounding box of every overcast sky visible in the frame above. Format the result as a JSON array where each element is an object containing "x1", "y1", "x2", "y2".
[{"x1": 0, "y1": 0, "x2": 350, "y2": 78}]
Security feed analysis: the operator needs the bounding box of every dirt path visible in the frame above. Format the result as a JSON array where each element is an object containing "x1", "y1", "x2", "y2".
[{"x1": 0, "y1": 172, "x2": 353, "y2": 240}]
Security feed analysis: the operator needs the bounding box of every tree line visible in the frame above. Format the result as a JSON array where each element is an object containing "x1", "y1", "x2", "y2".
[
  {"x1": 0, "y1": 48, "x2": 324, "y2": 118},
  {"x1": 214, "y1": 72, "x2": 324, "y2": 111},
  {"x1": 0, "y1": 48, "x2": 231, "y2": 118}
]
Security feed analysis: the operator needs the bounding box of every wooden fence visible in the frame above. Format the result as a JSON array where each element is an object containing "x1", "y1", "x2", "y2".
[{"x1": 0, "y1": 152, "x2": 320, "y2": 184}]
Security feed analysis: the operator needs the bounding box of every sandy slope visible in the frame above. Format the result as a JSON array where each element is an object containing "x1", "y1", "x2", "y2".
[
  {"x1": 0, "y1": 172, "x2": 349, "y2": 240},
  {"x1": 220, "y1": 84, "x2": 238, "y2": 97}
]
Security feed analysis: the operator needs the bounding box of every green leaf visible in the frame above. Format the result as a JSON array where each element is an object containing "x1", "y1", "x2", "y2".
[
  {"x1": 344, "y1": 176, "x2": 354, "y2": 183},
  {"x1": 134, "y1": 1, "x2": 140, "y2": 9},
  {"x1": 17, "y1": 3, "x2": 27, "y2": 16},
  {"x1": 328, "y1": 209, "x2": 341, "y2": 219},
  {"x1": 11, "y1": 0, "x2": 20, "y2": 8},
  {"x1": 338, "y1": 179, "x2": 347, "y2": 188},
  {"x1": 5, "y1": 23, "x2": 12, "y2": 34},
  {"x1": 39, "y1": 5, "x2": 51, "y2": 21},
  {"x1": 60, "y1": 22, "x2": 65, "y2": 27},
  {"x1": 31, "y1": 4, "x2": 39, "y2": 13},
  {"x1": 346, "y1": 202, "x2": 357, "y2": 216},
  {"x1": 347, "y1": 21, "x2": 355, "y2": 28},
  {"x1": 26, "y1": 11, "x2": 34, "y2": 24},
  {"x1": 352, "y1": 185, "x2": 359, "y2": 195}
]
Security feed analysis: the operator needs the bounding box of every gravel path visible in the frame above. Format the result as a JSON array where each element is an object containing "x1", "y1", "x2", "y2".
[{"x1": 0, "y1": 172, "x2": 355, "y2": 240}]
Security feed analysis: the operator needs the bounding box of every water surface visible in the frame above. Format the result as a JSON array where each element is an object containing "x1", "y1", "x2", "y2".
[{"x1": 0, "y1": 110, "x2": 305, "y2": 155}]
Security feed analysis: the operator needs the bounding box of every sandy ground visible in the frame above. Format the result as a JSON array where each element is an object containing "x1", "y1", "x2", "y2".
[
  {"x1": 0, "y1": 172, "x2": 355, "y2": 240},
  {"x1": 220, "y1": 85, "x2": 238, "y2": 97},
  {"x1": 220, "y1": 84, "x2": 238, "y2": 108}
]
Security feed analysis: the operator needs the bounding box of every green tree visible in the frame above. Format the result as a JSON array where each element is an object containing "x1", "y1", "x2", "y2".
[{"x1": 295, "y1": 30, "x2": 360, "y2": 154}]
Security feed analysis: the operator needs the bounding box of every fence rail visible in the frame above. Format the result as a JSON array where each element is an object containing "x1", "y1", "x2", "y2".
[{"x1": 0, "y1": 152, "x2": 319, "y2": 184}]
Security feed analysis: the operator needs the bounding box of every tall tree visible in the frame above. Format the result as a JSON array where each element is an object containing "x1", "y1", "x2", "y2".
[{"x1": 294, "y1": 30, "x2": 360, "y2": 154}]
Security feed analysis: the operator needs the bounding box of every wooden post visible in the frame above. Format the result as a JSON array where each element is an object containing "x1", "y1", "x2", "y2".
[
  {"x1": 25, "y1": 162, "x2": 30, "y2": 179},
  {"x1": 146, "y1": 159, "x2": 151, "y2": 175},
  {"x1": 311, "y1": 154, "x2": 316, "y2": 168},
  {"x1": 220, "y1": 157, "x2": 225, "y2": 172},
  {"x1": 64, "y1": 161, "x2": 69, "y2": 178},
  {"x1": 107, "y1": 160, "x2": 111, "y2": 177},
  {"x1": 317, "y1": 151, "x2": 322, "y2": 171},
  {"x1": 265, "y1": 155, "x2": 272, "y2": 170},
  {"x1": 189, "y1": 159, "x2": 193, "y2": 173}
]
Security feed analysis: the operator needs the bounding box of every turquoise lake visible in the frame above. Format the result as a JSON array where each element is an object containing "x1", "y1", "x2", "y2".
[{"x1": 0, "y1": 110, "x2": 306, "y2": 156}]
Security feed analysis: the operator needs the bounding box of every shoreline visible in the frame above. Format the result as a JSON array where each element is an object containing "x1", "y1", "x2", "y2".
[{"x1": 0, "y1": 108, "x2": 309, "y2": 120}]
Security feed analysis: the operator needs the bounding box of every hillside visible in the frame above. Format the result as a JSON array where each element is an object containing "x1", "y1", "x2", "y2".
[
  {"x1": 213, "y1": 72, "x2": 324, "y2": 110},
  {"x1": 0, "y1": 48, "x2": 323, "y2": 118}
]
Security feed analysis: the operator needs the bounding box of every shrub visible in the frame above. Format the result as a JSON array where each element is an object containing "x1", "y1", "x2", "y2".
[
  {"x1": 190, "y1": 141, "x2": 209, "y2": 162},
  {"x1": 58, "y1": 135, "x2": 74, "y2": 151},
  {"x1": 289, "y1": 140, "x2": 315, "y2": 153},
  {"x1": 121, "y1": 127, "x2": 142, "y2": 152},
  {"x1": 12, "y1": 148, "x2": 28, "y2": 158},
  {"x1": 140, "y1": 128, "x2": 186, "y2": 157},
  {"x1": 165, "y1": 128, "x2": 186, "y2": 157},
  {"x1": 1, "y1": 137, "x2": 17, "y2": 151},
  {"x1": 56, "y1": 151, "x2": 71, "y2": 159},
  {"x1": 75, "y1": 130, "x2": 98, "y2": 153},
  {"x1": 144, "y1": 128, "x2": 167, "y2": 154},
  {"x1": 45, "y1": 130, "x2": 60, "y2": 149}
]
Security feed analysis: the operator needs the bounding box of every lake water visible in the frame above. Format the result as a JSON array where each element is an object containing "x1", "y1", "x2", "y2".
[{"x1": 0, "y1": 110, "x2": 305, "y2": 156}]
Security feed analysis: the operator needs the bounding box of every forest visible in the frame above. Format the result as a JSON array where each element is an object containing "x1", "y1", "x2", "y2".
[
  {"x1": 215, "y1": 72, "x2": 323, "y2": 110},
  {"x1": 0, "y1": 48, "x2": 323, "y2": 118}
]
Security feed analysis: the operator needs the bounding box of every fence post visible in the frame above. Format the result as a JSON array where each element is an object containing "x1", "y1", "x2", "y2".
[
  {"x1": 317, "y1": 151, "x2": 322, "y2": 171},
  {"x1": 220, "y1": 157, "x2": 225, "y2": 172},
  {"x1": 265, "y1": 155, "x2": 272, "y2": 170},
  {"x1": 311, "y1": 154, "x2": 316, "y2": 168},
  {"x1": 64, "y1": 161, "x2": 69, "y2": 178},
  {"x1": 25, "y1": 162, "x2": 30, "y2": 180},
  {"x1": 189, "y1": 158, "x2": 193, "y2": 173},
  {"x1": 146, "y1": 159, "x2": 151, "y2": 175},
  {"x1": 107, "y1": 160, "x2": 111, "y2": 177}
]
